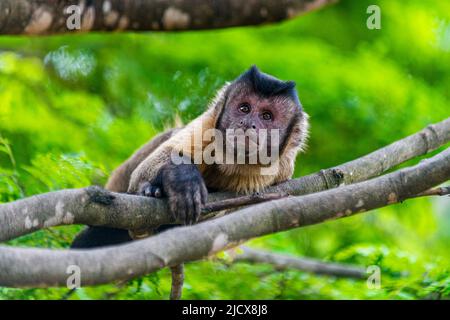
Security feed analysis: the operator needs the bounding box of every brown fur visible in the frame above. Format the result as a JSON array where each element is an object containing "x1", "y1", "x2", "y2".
[
  {"x1": 123, "y1": 82, "x2": 309, "y2": 195},
  {"x1": 75, "y1": 69, "x2": 309, "y2": 302},
  {"x1": 106, "y1": 128, "x2": 180, "y2": 192}
]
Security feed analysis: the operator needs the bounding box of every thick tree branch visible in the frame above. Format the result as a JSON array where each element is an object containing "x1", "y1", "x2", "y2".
[
  {"x1": 0, "y1": 147, "x2": 448, "y2": 288},
  {"x1": 1, "y1": 117, "x2": 448, "y2": 242},
  {"x1": 269, "y1": 117, "x2": 450, "y2": 196},
  {"x1": 0, "y1": 0, "x2": 336, "y2": 35},
  {"x1": 0, "y1": 189, "x2": 288, "y2": 242},
  {"x1": 232, "y1": 246, "x2": 366, "y2": 279}
]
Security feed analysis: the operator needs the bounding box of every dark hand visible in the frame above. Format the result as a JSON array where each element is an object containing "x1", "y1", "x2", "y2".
[{"x1": 139, "y1": 163, "x2": 208, "y2": 225}]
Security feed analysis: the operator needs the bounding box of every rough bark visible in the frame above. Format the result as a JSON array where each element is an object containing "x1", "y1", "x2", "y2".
[
  {"x1": 169, "y1": 264, "x2": 184, "y2": 300},
  {"x1": 1, "y1": 117, "x2": 448, "y2": 242},
  {"x1": 0, "y1": 147, "x2": 448, "y2": 288},
  {"x1": 269, "y1": 117, "x2": 450, "y2": 196},
  {"x1": 0, "y1": 0, "x2": 336, "y2": 35},
  {"x1": 233, "y1": 246, "x2": 366, "y2": 279},
  {"x1": 0, "y1": 188, "x2": 287, "y2": 242}
]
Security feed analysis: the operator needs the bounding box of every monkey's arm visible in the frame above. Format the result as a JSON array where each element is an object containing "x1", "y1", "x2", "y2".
[
  {"x1": 127, "y1": 114, "x2": 210, "y2": 192},
  {"x1": 127, "y1": 111, "x2": 215, "y2": 223},
  {"x1": 71, "y1": 129, "x2": 179, "y2": 249},
  {"x1": 106, "y1": 128, "x2": 180, "y2": 193}
]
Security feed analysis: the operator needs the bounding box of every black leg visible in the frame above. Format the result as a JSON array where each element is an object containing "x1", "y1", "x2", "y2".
[{"x1": 71, "y1": 226, "x2": 132, "y2": 249}]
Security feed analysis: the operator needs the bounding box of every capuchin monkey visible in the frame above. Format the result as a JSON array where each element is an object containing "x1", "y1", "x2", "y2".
[{"x1": 71, "y1": 66, "x2": 309, "y2": 297}]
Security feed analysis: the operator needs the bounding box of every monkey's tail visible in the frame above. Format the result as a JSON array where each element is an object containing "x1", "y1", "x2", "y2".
[{"x1": 170, "y1": 264, "x2": 185, "y2": 300}]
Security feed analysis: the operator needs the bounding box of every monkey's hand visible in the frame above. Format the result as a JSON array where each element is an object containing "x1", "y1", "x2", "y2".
[{"x1": 138, "y1": 162, "x2": 208, "y2": 225}]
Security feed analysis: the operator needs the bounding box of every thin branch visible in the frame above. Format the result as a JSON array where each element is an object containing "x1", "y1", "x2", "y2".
[
  {"x1": 1, "y1": 118, "x2": 448, "y2": 242},
  {"x1": 414, "y1": 186, "x2": 450, "y2": 198},
  {"x1": 232, "y1": 246, "x2": 366, "y2": 279},
  {"x1": 0, "y1": 0, "x2": 336, "y2": 35},
  {"x1": 200, "y1": 192, "x2": 289, "y2": 220},
  {"x1": 267, "y1": 117, "x2": 450, "y2": 196},
  {"x1": 0, "y1": 147, "x2": 448, "y2": 288},
  {"x1": 169, "y1": 264, "x2": 184, "y2": 300}
]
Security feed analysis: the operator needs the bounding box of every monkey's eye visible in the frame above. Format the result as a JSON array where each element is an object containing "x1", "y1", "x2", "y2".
[
  {"x1": 238, "y1": 103, "x2": 251, "y2": 114},
  {"x1": 262, "y1": 111, "x2": 273, "y2": 121}
]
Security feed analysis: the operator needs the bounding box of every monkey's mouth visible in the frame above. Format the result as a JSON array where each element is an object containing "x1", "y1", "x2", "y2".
[{"x1": 224, "y1": 134, "x2": 259, "y2": 154}]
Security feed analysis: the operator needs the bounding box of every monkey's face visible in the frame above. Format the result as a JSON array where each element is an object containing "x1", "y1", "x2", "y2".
[{"x1": 216, "y1": 83, "x2": 301, "y2": 161}]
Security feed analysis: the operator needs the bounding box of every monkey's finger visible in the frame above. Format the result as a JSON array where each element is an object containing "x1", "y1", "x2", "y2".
[
  {"x1": 193, "y1": 191, "x2": 202, "y2": 223},
  {"x1": 168, "y1": 197, "x2": 180, "y2": 222},
  {"x1": 140, "y1": 183, "x2": 152, "y2": 196},
  {"x1": 200, "y1": 183, "x2": 208, "y2": 205},
  {"x1": 184, "y1": 194, "x2": 195, "y2": 225},
  {"x1": 153, "y1": 187, "x2": 163, "y2": 198},
  {"x1": 141, "y1": 184, "x2": 163, "y2": 198},
  {"x1": 175, "y1": 197, "x2": 187, "y2": 224}
]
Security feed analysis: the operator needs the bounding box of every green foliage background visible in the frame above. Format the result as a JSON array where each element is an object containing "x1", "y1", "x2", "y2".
[{"x1": 0, "y1": 0, "x2": 449, "y2": 299}]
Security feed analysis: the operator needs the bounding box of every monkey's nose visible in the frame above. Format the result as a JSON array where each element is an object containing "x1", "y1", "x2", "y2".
[{"x1": 251, "y1": 124, "x2": 256, "y2": 129}]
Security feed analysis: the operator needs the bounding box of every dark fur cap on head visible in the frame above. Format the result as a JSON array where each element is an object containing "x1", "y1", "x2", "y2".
[{"x1": 235, "y1": 65, "x2": 302, "y2": 108}]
